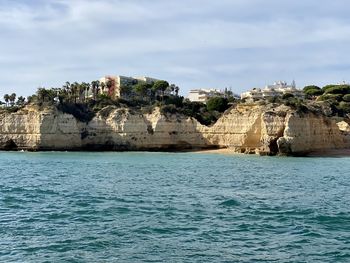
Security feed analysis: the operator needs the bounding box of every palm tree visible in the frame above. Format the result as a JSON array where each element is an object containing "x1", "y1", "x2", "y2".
[
  {"x1": 91, "y1": 80, "x2": 100, "y2": 100},
  {"x1": 80, "y1": 82, "x2": 90, "y2": 102},
  {"x1": 9, "y1": 93, "x2": 16, "y2": 106},
  {"x1": 77, "y1": 83, "x2": 84, "y2": 103},
  {"x1": 170, "y1": 84, "x2": 175, "y2": 95},
  {"x1": 106, "y1": 80, "x2": 113, "y2": 97},
  {"x1": 84, "y1": 82, "x2": 91, "y2": 101},
  {"x1": 63, "y1": 81, "x2": 71, "y2": 102},
  {"x1": 71, "y1": 82, "x2": 79, "y2": 103},
  {"x1": 175, "y1": 86, "x2": 179, "y2": 96},
  {"x1": 63, "y1": 81, "x2": 71, "y2": 91},
  {"x1": 100, "y1": 82, "x2": 106, "y2": 96},
  {"x1": 3, "y1": 94, "x2": 10, "y2": 107}
]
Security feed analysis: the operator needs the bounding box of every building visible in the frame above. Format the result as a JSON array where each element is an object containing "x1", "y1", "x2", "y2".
[
  {"x1": 99, "y1": 75, "x2": 160, "y2": 99},
  {"x1": 134, "y1": 76, "x2": 159, "y2": 84},
  {"x1": 241, "y1": 81, "x2": 304, "y2": 102},
  {"x1": 187, "y1": 89, "x2": 224, "y2": 103}
]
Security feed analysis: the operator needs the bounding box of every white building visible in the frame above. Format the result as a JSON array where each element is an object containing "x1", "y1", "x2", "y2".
[
  {"x1": 187, "y1": 89, "x2": 224, "y2": 103},
  {"x1": 134, "y1": 76, "x2": 159, "y2": 84},
  {"x1": 99, "y1": 75, "x2": 160, "y2": 99},
  {"x1": 241, "y1": 81, "x2": 304, "y2": 101}
]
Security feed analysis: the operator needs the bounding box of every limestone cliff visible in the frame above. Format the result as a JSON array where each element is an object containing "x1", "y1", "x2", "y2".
[{"x1": 0, "y1": 104, "x2": 349, "y2": 155}]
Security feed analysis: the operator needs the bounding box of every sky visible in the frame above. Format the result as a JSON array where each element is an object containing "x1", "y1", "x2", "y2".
[{"x1": 1, "y1": 0, "x2": 350, "y2": 98}]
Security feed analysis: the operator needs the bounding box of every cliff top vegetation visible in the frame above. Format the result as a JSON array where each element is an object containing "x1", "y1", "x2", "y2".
[
  {"x1": 0, "y1": 80, "x2": 236, "y2": 125},
  {"x1": 2, "y1": 81, "x2": 350, "y2": 124}
]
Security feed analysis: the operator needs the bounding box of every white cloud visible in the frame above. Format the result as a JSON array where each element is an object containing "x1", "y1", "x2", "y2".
[{"x1": 1, "y1": 0, "x2": 350, "y2": 99}]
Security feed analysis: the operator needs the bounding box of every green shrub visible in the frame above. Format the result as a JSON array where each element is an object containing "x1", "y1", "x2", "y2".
[
  {"x1": 267, "y1": 97, "x2": 281, "y2": 103},
  {"x1": 163, "y1": 96, "x2": 184, "y2": 107},
  {"x1": 305, "y1": 88, "x2": 323, "y2": 96},
  {"x1": 303, "y1": 85, "x2": 321, "y2": 92},
  {"x1": 338, "y1": 101, "x2": 350, "y2": 114},
  {"x1": 317, "y1": 94, "x2": 343, "y2": 102},
  {"x1": 324, "y1": 85, "x2": 350, "y2": 95},
  {"x1": 160, "y1": 104, "x2": 178, "y2": 115},
  {"x1": 58, "y1": 103, "x2": 95, "y2": 123},
  {"x1": 282, "y1": 93, "x2": 294, "y2": 99},
  {"x1": 322, "y1": 84, "x2": 337, "y2": 92},
  {"x1": 3, "y1": 106, "x2": 21, "y2": 113},
  {"x1": 343, "y1": 94, "x2": 350, "y2": 102},
  {"x1": 140, "y1": 105, "x2": 156, "y2": 114},
  {"x1": 206, "y1": 97, "x2": 229, "y2": 112}
]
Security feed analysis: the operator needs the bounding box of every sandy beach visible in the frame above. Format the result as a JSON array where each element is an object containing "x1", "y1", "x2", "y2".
[
  {"x1": 195, "y1": 148, "x2": 350, "y2": 157},
  {"x1": 193, "y1": 148, "x2": 238, "y2": 154}
]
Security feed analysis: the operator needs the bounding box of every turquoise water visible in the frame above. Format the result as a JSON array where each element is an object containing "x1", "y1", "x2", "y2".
[{"x1": 0, "y1": 152, "x2": 350, "y2": 262}]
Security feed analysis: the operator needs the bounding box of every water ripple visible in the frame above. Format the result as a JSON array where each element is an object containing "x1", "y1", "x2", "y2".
[{"x1": 0, "y1": 152, "x2": 349, "y2": 262}]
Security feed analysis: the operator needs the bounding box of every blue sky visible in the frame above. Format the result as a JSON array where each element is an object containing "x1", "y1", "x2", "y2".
[{"x1": 1, "y1": 0, "x2": 350, "y2": 98}]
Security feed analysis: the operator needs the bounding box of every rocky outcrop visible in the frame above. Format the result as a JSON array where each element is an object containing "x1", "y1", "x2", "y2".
[
  {"x1": 82, "y1": 107, "x2": 210, "y2": 150},
  {"x1": 0, "y1": 107, "x2": 82, "y2": 150},
  {"x1": 277, "y1": 114, "x2": 347, "y2": 155},
  {"x1": 0, "y1": 104, "x2": 349, "y2": 155},
  {"x1": 202, "y1": 104, "x2": 287, "y2": 154}
]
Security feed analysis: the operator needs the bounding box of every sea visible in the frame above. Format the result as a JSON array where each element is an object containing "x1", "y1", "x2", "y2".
[{"x1": 0, "y1": 151, "x2": 349, "y2": 262}]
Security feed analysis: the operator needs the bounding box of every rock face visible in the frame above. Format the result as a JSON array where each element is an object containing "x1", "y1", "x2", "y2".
[{"x1": 0, "y1": 104, "x2": 349, "y2": 155}]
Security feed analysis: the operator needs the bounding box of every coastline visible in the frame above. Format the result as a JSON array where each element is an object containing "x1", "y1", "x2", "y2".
[
  {"x1": 193, "y1": 148, "x2": 237, "y2": 154},
  {"x1": 307, "y1": 148, "x2": 350, "y2": 157},
  {"x1": 1, "y1": 147, "x2": 350, "y2": 157},
  {"x1": 194, "y1": 147, "x2": 350, "y2": 157}
]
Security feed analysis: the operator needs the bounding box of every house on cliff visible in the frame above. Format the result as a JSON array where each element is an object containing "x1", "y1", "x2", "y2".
[
  {"x1": 187, "y1": 89, "x2": 225, "y2": 103},
  {"x1": 241, "y1": 81, "x2": 304, "y2": 102},
  {"x1": 99, "y1": 75, "x2": 160, "y2": 99}
]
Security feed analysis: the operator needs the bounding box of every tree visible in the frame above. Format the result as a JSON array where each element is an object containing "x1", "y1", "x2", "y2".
[
  {"x1": 79, "y1": 82, "x2": 90, "y2": 102},
  {"x1": 282, "y1": 93, "x2": 294, "y2": 100},
  {"x1": 168, "y1": 84, "x2": 180, "y2": 96},
  {"x1": 324, "y1": 85, "x2": 350, "y2": 95},
  {"x1": 36, "y1": 88, "x2": 57, "y2": 104},
  {"x1": 3, "y1": 94, "x2": 9, "y2": 107},
  {"x1": 304, "y1": 88, "x2": 323, "y2": 97},
  {"x1": 317, "y1": 93, "x2": 343, "y2": 102},
  {"x1": 133, "y1": 82, "x2": 152, "y2": 100},
  {"x1": 206, "y1": 97, "x2": 229, "y2": 112},
  {"x1": 71, "y1": 82, "x2": 80, "y2": 103},
  {"x1": 224, "y1": 88, "x2": 234, "y2": 98},
  {"x1": 91, "y1": 80, "x2": 100, "y2": 100},
  {"x1": 16, "y1": 96, "x2": 25, "y2": 106},
  {"x1": 100, "y1": 82, "x2": 106, "y2": 97},
  {"x1": 174, "y1": 86, "x2": 179, "y2": 96},
  {"x1": 62, "y1": 81, "x2": 71, "y2": 101},
  {"x1": 27, "y1": 95, "x2": 37, "y2": 104},
  {"x1": 322, "y1": 84, "x2": 338, "y2": 93},
  {"x1": 9, "y1": 93, "x2": 16, "y2": 106},
  {"x1": 152, "y1": 80, "x2": 169, "y2": 100},
  {"x1": 303, "y1": 85, "x2": 321, "y2": 92},
  {"x1": 120, "y1": 85, "x2": 133, "y2": 99},
  {"x1": 169, "y1": 84, "x2": 175, "y2": 95},
  {"x1": 106, "y1": 79, "x2": 114, "y2": 97},
  {"x1": 85, "y1": 82, "x2": 91, "y2": 101},
  {"x1": 63, "y1": 81, "x2": 71, "y2": 90},
  {"x1": 303, "y1": 85, "x2": 323, "y2": 98}
]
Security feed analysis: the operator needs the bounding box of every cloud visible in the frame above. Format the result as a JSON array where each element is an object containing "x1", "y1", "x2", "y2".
[{"x1": 0, "y1": 0, "x2": 350, "y2": 99}]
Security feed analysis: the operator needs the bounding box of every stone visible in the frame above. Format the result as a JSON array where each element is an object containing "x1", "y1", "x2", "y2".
[{"x1": 0, "y1": 104, "x2": 349, "y2": 155}]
